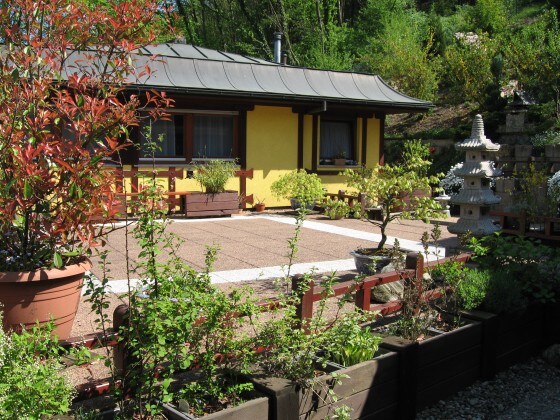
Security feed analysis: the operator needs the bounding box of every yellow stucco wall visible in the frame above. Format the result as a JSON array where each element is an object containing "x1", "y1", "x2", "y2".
[
  {"x1": 116, "y1": 110, "x2": 382, "y2": 209},
  {"x1": 246, "y1": 106, "x2": 299, "y2": 207}
]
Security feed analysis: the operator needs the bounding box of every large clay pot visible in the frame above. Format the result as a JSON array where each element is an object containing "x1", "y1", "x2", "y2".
[{"x1": 0, "y1": 259, "x2": 90, "y2": 339}]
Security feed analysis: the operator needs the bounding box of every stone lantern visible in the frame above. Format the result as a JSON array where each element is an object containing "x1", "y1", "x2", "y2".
[{"x1": 448, "y1": 115, "x2": 502, "y2": 237}]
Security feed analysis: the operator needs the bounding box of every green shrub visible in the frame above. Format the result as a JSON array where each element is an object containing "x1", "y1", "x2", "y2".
[
  {"x1": 483, "y1": 269, "x2": 527, "y2": 314},
  {"x1": 192, "y1": 160, "x2": 238, "y2": 193},
  {"x1": 324, "y1": 318, "x2": 382, "y2": 367},
  {"x1": 431, "y1": 260, "x2": 465, "y2": 286},
  {"x1": 457, "y1": 268, "x2": 490, "y2": 311},
  {"x1": 324, "y1": 200, "x2": 350, "y2": 220},
  {"x1": 0, "y1": 316, "x2": 74, "y2": 418},
  {"x1": 270, "y1": 170, "x2": 324, "y2": 207}
]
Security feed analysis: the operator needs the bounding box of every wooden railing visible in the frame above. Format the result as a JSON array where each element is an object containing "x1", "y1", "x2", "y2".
[
  {"x1": 62, "y1": 251, "x2": 470, "y2": 400},
  {"x1": 108, "y1": 166, "x2": 254, "y2": 215},
  {"x1": 491, "y1": 211, "x2": 560, "y2": 241}
]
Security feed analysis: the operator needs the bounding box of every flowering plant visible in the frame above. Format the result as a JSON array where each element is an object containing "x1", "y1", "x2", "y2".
[
  {"x1": 439, "y1": 163, "x2": 464, "y2": 196},
  {"x1": 0, "y1": 0, "x2": 170, "y2": 272},
  {"x1": 548, "y1": 170, "x2": 560, "y2": 203}
]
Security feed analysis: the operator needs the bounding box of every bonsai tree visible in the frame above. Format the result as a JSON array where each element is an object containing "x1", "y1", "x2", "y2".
[
  {"x1": 271, "y1": 169, "x2": 325, "y2": 208},
  {"x1": 344, "y1": 140, "x2": 444, "y2": 251},
  {"x1": 0, "y1": 0, "x2": 170, "y2": 272}
]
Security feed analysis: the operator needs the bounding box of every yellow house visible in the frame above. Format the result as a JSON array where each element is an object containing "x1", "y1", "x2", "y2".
[{"x1": 120, "y1": 43, "x2": 432, "y2": 209}]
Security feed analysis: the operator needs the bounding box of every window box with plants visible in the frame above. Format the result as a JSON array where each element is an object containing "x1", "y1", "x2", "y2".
[
  {"x1": 271, "y1": 169, "x2": 325, "y2": 211},
  {"x1": 186, "y1": 160, "x2": 240, "y2": 217}
]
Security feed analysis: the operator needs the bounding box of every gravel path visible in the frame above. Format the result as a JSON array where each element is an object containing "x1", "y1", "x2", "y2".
[{"x1": 418, "y1": 357, "x2": 560, "y2": 420}]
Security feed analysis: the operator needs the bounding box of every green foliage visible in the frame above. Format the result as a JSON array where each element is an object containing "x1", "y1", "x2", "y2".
[
  {"x1": 468, "y1": 0, "x2": 509, "y2": 35},
  {"x1": 469, "y1": 233, "x2": 560, "y2": 307},
  {"x1": 431, "y1": 260, "x2": 465, "y2": 286},
  {"x1": 192, "y1": 159, "x2": 238, "y2": 194},
  {"x1": 442, "y1": 33, "x2": 497, "y2": 105},
  {"x1": 324, "y1": 200, "x2": 351, "y2": 220},
  {"x1": 483, "y1": 269, "x2": 527, "y2": 314},
  {"x1": 457, "y1": 268, "x2": 490, "y2": 310},
  {"x1": 531, "y1": 129, "x2": 560, "y2": 147},
  {"x1": 510, "y1": 164, "x2": 555, "y2": 216},
  {"x1": 344, "y1": 140, "x2": 444, "y2": 249},
  {"x1": 324, "y1": 320, "x2": 382, "y2": 367},
  {"x1": 0, "y1": 317, "x2": 74, "y2": 418},
  {"x1": 271, "y1": 170, "x2": 325, "y2": 207}
]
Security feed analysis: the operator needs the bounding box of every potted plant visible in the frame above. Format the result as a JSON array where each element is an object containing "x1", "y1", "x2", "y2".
[
  {"x1": 270, "y1": 169, "x2": 324, "y2": 211},
  {"x1": 254, "y1": 197, "x2": 266, "y2": 212},
  {"x1": 0, "y1": 0, "x2": 168, "y2": 339},
  {"x1": 187, "y1": 160, "x2": 240, "y2": 217},
  {"x1": 332, "y1": 151, "x2": 347, "y2": 166},
  {"x1": 344, "y1": 140, "x2": 444, "y2": 274},
  {"x1": 323, "y1": 199, "x2": 350, "y2": 220}
]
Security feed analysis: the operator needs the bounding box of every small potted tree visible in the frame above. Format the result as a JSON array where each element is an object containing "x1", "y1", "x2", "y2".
[
  {"x1": 0, "y1": 0, "x2": 169, "y2": 339},
  {"x1": 271, "y1": 169, "x2": 325, "y2": 211},
  {"x1": 187, "y1": 160, "x2": 240, "y2": 217},
  {"x1": 344, "y1": 140, "x2": 444, "y2": 274}
]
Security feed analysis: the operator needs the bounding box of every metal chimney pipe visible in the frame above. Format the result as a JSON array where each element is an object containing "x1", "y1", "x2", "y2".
[
  {"x1": 273, "y1": 32, "x2": 282, "y2": 63},
  {"x1": 281, "y1": 51, "x2": 288, "y2": 65}
]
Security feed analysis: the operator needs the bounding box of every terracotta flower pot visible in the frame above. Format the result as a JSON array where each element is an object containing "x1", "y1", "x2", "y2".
[
  {"x1": 0, "y1": 259, "x2": 90, "y2": 339},
  {"x1": 254, "y1": 203, "x2": 266, "y2": 212}
]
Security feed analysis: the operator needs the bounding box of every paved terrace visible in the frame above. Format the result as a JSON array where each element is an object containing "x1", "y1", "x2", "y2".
[{"x1": 89, "y1": 212, "x2": 461, "y2": 293}]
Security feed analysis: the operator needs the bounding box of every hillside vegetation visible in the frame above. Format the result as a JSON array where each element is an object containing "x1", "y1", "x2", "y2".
[{"x1": 168, "y1": 0, "x2": 559, "y2": 135}]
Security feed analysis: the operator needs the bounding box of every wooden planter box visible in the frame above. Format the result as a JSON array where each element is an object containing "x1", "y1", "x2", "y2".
[
  {"x1": 246, "y1": 350, "x2": 399, "y2": 420},
  {"x1": 380, "y1": 319, "x2": 483, "y2": 418},
  {"x1": 184, "y1": 191, "x2": 239, "y2": 218},
  {"x1": 462, "y1": 304, "x2": 545, "y2": 377},
  {"x1": 162, "y1": 396, "x2": 269, "y2": 419}
]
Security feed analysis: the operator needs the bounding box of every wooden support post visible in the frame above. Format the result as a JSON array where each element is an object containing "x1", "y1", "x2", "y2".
[
  {"x1": 405, "y1": 252, "x2": 423, "y2": 315},
  {"x1": 291, "y1": 275, "x2": 314, "y2": 331},
  {"x1": 113, "y1": 304, "x2": 130, "y2": 378},
  {"x1": 355, "y1": 285, "x2": 371, "y2": 312}
]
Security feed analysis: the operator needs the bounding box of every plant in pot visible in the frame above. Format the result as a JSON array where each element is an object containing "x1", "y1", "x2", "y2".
[
  {"x1": 187, "y1": 160, "x2": 240, "y2": 217},
  {"x1": 0, "y1": 0, "x2": 169, "y2": 339},
  {"x1": 254, "y1": 197, "x2": 266, "y2": 212},
  {"x1": 270, "y1": 169, "x2": 325, "y2": 211},
  {"x1": 323, "y1": 199, "x2": 350, "y2": 220},
  {"x1": 332, "y1": 150, "x2": 347, "y2": 166},
  {"x1": 344, "y1": 140, "x2": 444, "y2": 275}
]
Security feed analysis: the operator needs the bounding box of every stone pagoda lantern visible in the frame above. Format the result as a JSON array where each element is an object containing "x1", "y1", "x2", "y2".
[{"x1": 448, "y1": 115, "x2": 502, "y2": 237}]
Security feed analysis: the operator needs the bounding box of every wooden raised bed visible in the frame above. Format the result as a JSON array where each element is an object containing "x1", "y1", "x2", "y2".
[
  {"x1": 184, "y1": 191, "x2": 239, "y2": 218},
  {"x1": 462, "y1": 304, "x2": 545, "y2": 378},
  {"x1": 246, "y1": 349, "x2": 399, "y2": 420},
  {"x1": 380, "y1": 318, "x2": 483, "y2": 418},
  {"x1": 162, "y1": 396, "x2": 269, "y2": 419}
]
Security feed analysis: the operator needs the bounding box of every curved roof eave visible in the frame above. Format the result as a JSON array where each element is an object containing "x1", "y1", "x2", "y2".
[{"x1": 128, "y1": 83, "x2": 433, "y2": 112}]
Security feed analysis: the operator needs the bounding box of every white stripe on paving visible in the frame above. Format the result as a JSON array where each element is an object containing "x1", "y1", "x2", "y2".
[{"x1": 88, "y1": 213, "x2": 446, "y2": 293}]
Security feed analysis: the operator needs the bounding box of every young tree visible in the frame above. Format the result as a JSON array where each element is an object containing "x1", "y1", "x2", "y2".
[{"x1": 0, "y1": 0, "x2": 171, "y2": 271}]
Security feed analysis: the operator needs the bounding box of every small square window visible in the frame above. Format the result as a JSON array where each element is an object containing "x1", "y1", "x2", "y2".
[{"x1": 320, "y1": 120, "x2": 354, "y2": 164}]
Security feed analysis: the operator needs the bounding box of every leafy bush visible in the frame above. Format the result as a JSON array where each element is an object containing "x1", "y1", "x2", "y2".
[
  {"x1": 483, "y1": 269, "x2": 527, "y2": 314},
  {"x1": 469, "y1": 233, "x2": 560, "y2": 305},
  {"x1": 192, "y1": 160, "x2": 238, "y2": 193},
  {"x1": 270, "y1": 170, "x2": 325, "y2": 208},
  {"x1": 324, "y1": 200, "x2": 350, "y2": 220},
  {"x1": 531, "y1": 129, "x2": 560, "y2": 147},
  {"x1": 548, "y1": 170, "x2": 560, "y2": 204},
  {"x1": 457, "y1": 268, "x2": 490, "y2": 311},
  {"x1": 431, "y1": 260, "x2": 465, "y2": 286},
  {"x1": 0, "y1": 317, "x2": 74, "y2": 418},
  {"x1": 323, "y1": 319, "x2": 382, "y2": 367}
]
